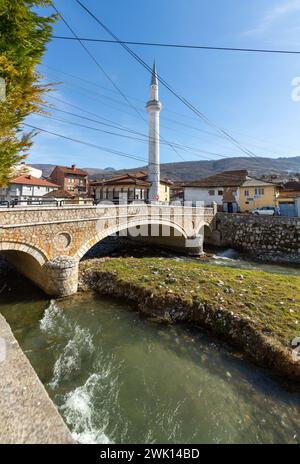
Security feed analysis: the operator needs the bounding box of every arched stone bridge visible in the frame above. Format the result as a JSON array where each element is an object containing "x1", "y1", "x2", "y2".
[{"x1": 0, "y1": 204, "x2": 216, "y2": 296}]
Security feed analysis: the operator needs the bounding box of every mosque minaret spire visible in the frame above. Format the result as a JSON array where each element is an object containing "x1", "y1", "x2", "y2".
[{"x1": 146, "y1": 61, "x2": 162, "y2": 202}]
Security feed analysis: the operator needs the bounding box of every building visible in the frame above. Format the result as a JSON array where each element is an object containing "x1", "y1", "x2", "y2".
[
  {"x1": 43, "y1": 189, "x2": 94, "y2": 205},
  {"x1": 238, "y1": 178, "x2": 279, "y2": 212},
  {"x1": 277, "y1": 181, "x2": 300, "y2": 216},
  {"x1": 90, "y1": 62, "x2": 171, "y2": 204},
  {"x1": 0, "y1": 175, "x2": 59, "y2": 202},
  {"x1": 184, "y1": 170, "x2": 279, "y2": 212},
  {"x1": 14, "y1": 162, "x2": 42, "y2": 179},
  {"x1": 43, "y1": 189, "x2": 76, "y2": 201},
  {"x1": 296, "y1": 197, "x2": 300, "y2": 216},
  {"x1": 170, "y1": 182, "x2": 184, "y2": 202},
  {"x1": 48, "y1": 165, "x2": 88, "y2": 196},
  {"x1": 184, "y1": 170, "x2": 248, "y2": 212},
  {"x1": 90, "y1": 171, "x2": 172, "y2": 203}
]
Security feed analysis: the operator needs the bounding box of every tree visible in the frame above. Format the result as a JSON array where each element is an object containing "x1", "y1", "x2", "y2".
[{"x1": 0, "y1": 0, "x2": 55, "y2": 186}]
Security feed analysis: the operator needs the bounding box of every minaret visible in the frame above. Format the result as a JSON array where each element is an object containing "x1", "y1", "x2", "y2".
[{"x1": 146, "y1": 61, "x2": 162, "y2": 202}]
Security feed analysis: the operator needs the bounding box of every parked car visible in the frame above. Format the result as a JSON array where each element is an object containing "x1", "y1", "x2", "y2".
[{"x1": 252, "y1": 206, "x2": 276, "y2": 216}]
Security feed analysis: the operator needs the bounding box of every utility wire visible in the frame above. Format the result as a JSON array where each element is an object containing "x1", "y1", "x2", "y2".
[
  {"x1": 52, "y1": 35, "x2": 300, "y2": 55},
  {"x1": 23, "y1": 123, "x2": 148, "y2": 163},
  {"x1": 44, "y1": 65, "x2": 300, "y2": 156},
  {"x1": 47, "y1": 95, "x2": 293, "y2": 163},
  {"x1": 51, "y1": 2, "x2": 186, "y2": 162},
  {"x1": 74, "y1": 0, "x2": 259, "y2": 161},
  {"x1": 40, "y1": 111, "x2": 231, "y2": 159},
  {"x1": 46, "y1": 97, "x2": 289, "y2": 163}
]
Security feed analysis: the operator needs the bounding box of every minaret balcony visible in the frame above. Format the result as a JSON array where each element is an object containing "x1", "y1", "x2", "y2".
[{"x1": 146, "y1": 100, "x2": 162, "y2": 112}]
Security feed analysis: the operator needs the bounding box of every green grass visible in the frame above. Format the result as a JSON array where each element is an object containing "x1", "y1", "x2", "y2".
[{"x1": 80, "y1": 257, "x2": 300, "y2": 349}]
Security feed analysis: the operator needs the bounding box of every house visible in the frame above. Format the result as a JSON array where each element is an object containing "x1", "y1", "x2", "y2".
[
  {"x1": 0, "y1": 175, "x2": 59, "y2": 202},
  {"x1": 238, "y1": 178, "x2": 279, "y2": 213},
  {"x1": 43, "y1": 189, "x2": 94, "y2": 205},
  {"x1": 48, "y1": 165, "x2": 89, "y2": 196},
  {"x1": 277, "y1": 181, "x2": 300, "y2": 216},
  {"x1": 13, "y1": 162, "x2": 43, "y2": 179},
  {"x1": 170, "y1": 182, "x2": 184, "y2": 202},
  {"x1": 184, "y1": 170, "x2": 279, "y2": 212},
  {"x1": 42, "y1": 189, "x2": 76, "y2": 201},
  {"x1": 184, "y1": 170, "x2": 248, "y2": 212},
  {"x1": 90, "y1": 171, "x2": 172, "y2": 203}
]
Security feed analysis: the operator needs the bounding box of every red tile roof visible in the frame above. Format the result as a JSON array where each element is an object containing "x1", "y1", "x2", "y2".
[
  {"x1": 51, "y1": 165, "x2": 88, "y2": 176},
  {"x1": 283, "y1": 181, "x2": 300, "y2": 191},
  {"x1": 9, "y1": 175, "x2": 59, "y2": 188},
  {"x1": 90, "y1": 171, "x2": 172, "y2": 187},
  {"x1": 42, "y1": 189, "x2": 75, "y2": 198},
  {"x1": 184, "y1": 170, "x2": 249, "y2": 188}
]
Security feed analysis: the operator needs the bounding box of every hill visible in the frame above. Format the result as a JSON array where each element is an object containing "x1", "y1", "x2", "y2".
[{"x1": 31, "y1": 156, "x2": 300, "y2": 182}]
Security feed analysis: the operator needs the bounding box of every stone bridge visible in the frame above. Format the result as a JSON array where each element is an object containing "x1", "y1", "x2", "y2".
[{"x1": 0, "y1": 204, "x2": 216, "y2": 296}]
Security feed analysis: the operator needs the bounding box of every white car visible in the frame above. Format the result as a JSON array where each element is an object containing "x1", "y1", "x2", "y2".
[{"x1": 252, "y1": 206, "x2": 276, "y2": 216}]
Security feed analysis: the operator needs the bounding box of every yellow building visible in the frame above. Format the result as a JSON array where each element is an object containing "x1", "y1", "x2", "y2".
[
  {"x1": 238, "y1": 178, "x2": 279, "y2": 212},
  {"x1": 90, "y1": 171, "x2": 172, "y2": 203}
]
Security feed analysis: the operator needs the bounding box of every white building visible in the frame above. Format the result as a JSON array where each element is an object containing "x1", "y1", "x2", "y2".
[
  {"x1": 0, "y1": 175, "x2": 59, "y2": 203},
  {"x1": 184, "y1": 170, "x2": 248, "y2": 212},
  {"x1": 296, "y1": 197, "x2": 300, "y2": 216},
  {"x1": 13, "y1": 162, "x2": 42, "y2": 179}
]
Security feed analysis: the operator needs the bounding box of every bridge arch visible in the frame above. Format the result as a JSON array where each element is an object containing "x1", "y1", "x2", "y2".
[
  {"x1": 0, "y1": 241, "x2": 48, "y2": 266},
  {"x1": 75, "y1": 219, "x2": 189, "y2": 260}
]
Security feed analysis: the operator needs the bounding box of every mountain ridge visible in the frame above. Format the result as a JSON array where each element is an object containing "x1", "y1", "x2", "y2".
[{"x1": 31, "y1": 155, "x2": 300, "y2": 182}]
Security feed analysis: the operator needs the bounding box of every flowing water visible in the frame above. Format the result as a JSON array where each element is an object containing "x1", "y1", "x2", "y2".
[
  {"x1": 206, "y1": 248, "x2": 300, "y2": 276},
  {"x1": 1, "y1": 275, "x2": 300, "y2": 444}
]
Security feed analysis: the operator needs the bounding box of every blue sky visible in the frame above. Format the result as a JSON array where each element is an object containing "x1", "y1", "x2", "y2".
[{"x1": 26, "y1": 0, "x2": 300, "y2": 169}]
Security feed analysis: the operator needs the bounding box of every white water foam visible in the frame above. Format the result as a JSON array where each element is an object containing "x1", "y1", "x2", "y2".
[
  {"x1": 61, "y1": 373, "x2": 112, "y2": 444},
  {"x1": 40, "y1": 299, "x2": 73, "y2": 336},
  {"x1": 49, "y1": 325, "x2": 94, "y2": 389},
  {"x1": 212, "y1": 248, "x2": 239, "y2": 261}
]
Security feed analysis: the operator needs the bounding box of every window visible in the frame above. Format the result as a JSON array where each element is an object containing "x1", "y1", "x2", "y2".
[
  {"x1": 218, "y1": 190, "x2": 223, "y2": 196},
  {"x1": 255, "y1": 188, "x2": 265, "y2": 196},
  {"x1": 244, "y1": 190, "x2": 249, "y2": 197},
  {"x1": 208, "y1": 190, "x2": 215, "y2": 196}
]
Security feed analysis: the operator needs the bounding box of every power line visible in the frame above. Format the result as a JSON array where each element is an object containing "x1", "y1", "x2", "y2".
[
  {"x1": 41, "y1": 64, "x2": 299, "y2": 156},
  {"x1": 23, "y1": 123, "x2": 148, "y2": 163},
  {"x1": 46, "y1": 95, "x2": 291, "y2": 163},
  {"x1": 52, "y1": 35, "x2": 300, "y2": 55},
  {"x1": 51, "y1": 3, "x2": 186, "y2": 163},
  {"x1": 74, "y1": 0, "x2": 260, "y2": 162},
  {"x1": 40, "y1": 111, "x2": 230, "y2": 160}
]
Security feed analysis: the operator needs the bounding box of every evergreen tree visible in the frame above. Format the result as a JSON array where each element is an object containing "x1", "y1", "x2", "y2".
[{"x1": 0, "y1": 0, "x2": 55, "y2": 186}]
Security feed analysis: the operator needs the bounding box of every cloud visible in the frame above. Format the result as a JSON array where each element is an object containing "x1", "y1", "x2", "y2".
[{"x1": 244, "y1": 0, "x2": 300, "y2": 36}]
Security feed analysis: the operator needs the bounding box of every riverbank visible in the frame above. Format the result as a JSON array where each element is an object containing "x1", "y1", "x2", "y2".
[
  {"x1": 0, "y1": 314, "x2": 74, "y2": 444},
  {"x1": 79, "y1": 257, "x2": 300, "y2": 383}
]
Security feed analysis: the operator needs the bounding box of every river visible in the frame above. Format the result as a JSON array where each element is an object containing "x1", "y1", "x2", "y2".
[{"x1": 1, "y1": 251, "x2": 300, "y2": 444}]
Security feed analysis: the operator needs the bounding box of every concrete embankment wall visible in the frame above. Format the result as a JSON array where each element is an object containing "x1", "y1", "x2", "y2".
[
  {"x1": 0, "y1": 314, "x2": 74, "y2": 444},
  {"x1": 215, "y1": 213, "x2": 300, "y2": 264}
]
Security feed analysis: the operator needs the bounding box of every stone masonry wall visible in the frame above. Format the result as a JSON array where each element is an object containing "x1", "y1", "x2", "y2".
[
  {"x1": 0, "y1": 205, "x2": 214, "y2": 295},
  {"x1": 216, "y1": 213, "x2": 300, "y2": 264}
]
